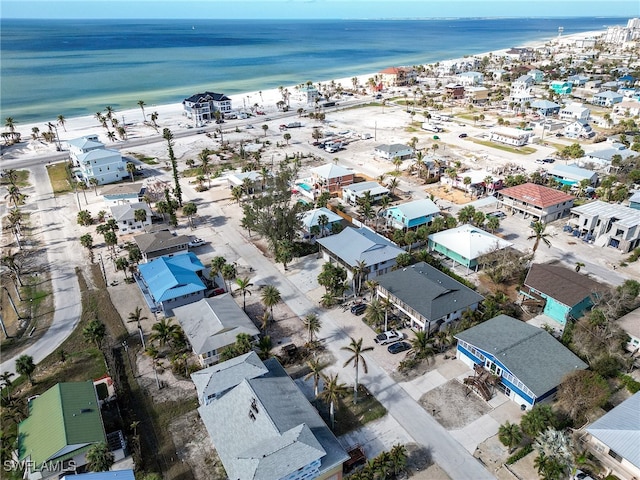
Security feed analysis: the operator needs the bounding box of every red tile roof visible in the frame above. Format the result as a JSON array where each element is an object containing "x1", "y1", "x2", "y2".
[{"x1": 500, "y1": 183, "x2": 574, "y2": 208}]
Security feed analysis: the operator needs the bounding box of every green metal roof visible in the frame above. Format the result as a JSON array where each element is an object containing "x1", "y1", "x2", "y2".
[{"x1": 18, "y1": 382, "x2": 106, "y2": 470}]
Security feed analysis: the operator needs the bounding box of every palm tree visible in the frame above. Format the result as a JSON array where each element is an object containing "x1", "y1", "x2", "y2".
[
  {"x1": 137, "y1": 100, "x2": 146, "y2": 120},
  {"x1": 302, "y1": 313, "x2": 322, "y2": 344},
  {"x1": 342, "y1": 336, "x2": 373, "y2": 404},
  {"x1": 235, "y1": 276, "x2": 253, "y2": 311},
  {"x1": 80, "y1": 233, "x2": 94, "y2": 262},
  {"x1": 133, "y1": 208, "x2": 147, "y2": 225},
  {"x1": 408, "y1": 330, "x2": 436, "y2": 362},
  {"x1": 83, "y1": 319, "x2": 106, "y2": 349},
  {"x1": 182, "y1": 202, "x2": 197, "y2": 229},
  {"x1": 0, "y1": 371, "x2": 15, "y2": 400},
  {"x1": 304, "y1": 356, "x2": 328, "y2": 397},
  {"x1": 257, "y1": 336, "x2": 273, "y2": 360},
  {"x1": 86, "y1": 442, "x2": 115, "y2": 472},
  {"x1": 15, "y1": 355, "x2": 35, "y2": 385},
  {"x1": 389, "y1": 444, "x2": 408, "y2": 476},
  {"x1": 127, "y1": 306, "x2": 147, "y2": 348},
  {"x1": 261, "y1": 285, "x2": 281, "y2": 321},
  {"x1": 318, "y1": 373, "x2": 348, "y2": 429},
  {"x1": 208, "y1": 256, "x2": 225, "y2": 277},
  {"x1": 126, "y1": 162, "x2": 136, "y2": 182},
  {"x1": 498, "y1": 421, "x2": 523, "y2": 453},
  {"x1": 260, "y1": 311, "x2": 270, "y2": 334},
  {"x1": 364, "y1": 299, "x2": 385, "y2": 329},
  {"x1": 150, "y1": 318, "x2": 182, "y2": 348},
  {"x1": 262, "y1": 124, "x2": 268, "y2": 136},
  {"x1": 221, "y1": 263, "x2": 237, "y2": 293},
  {"x1": 53, "y1": 115, "x2": 67, "y2": 134},
  {"x1": 528, "y1": 221, "x2": 552, "y2": 254}
]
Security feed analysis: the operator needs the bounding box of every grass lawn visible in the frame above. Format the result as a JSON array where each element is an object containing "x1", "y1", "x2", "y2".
[
  {"x1": 128, "y1": 152, "x2": 159, "y2": 164},
  {"x1": 315, "y1": 385, "x2": 387, "y2": 437},
  {"x1": 0, "y1": 169, "x2": 30, "y2": 188},
  {"x1": 46, "y1": 162, "x2": 72, "y2": 194},
  {"x1": 468, "y1": 138, "x2": 537, "y2": 155}
]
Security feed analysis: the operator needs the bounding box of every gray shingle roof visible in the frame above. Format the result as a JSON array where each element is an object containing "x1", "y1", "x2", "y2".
[
  {"x1": 316, "y1": 227, "x2": 405, "y2": 269},
  {"x1": 133, "y1": 230, "x2": 189, "y2": 254},
  {"x1": 376, "y1": 262, "x2": 484, "y2": 321},
  {"x1": 173, "y1": 295, "x2": 260, "y2": 355},
  {"x1": 586, "y1": 392, "x2": 640, "y2": 470},
  {"x1": 100, "y1": 183, "x2": 144, "y2": 196},
  {"x1": 191, "y1": 351, "x2": 269, "y2": 404},
  {"x1": 198, "y1": 358, "x2": 348, "y2": 480},
  {"x1": 455, "y1": 315, "x2": 587, "y2": 397},
  {"x1": 109, "y1": 202, "x2": 151, "y2": 222}
]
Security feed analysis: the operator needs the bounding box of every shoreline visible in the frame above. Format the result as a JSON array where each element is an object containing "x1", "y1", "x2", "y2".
[{"x1": 4, "y1": 28, "x2": 605, "y2": 153}]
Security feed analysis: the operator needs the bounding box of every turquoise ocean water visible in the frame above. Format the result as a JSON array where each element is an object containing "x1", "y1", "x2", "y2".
[{"x1": 0, "y1": 17, "x2": 627, "y2": 123}]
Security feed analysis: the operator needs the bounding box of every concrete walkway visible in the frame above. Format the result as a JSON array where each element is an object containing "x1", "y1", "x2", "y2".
[{"x1": 1, "y1": 165, "x2": 82, "y2": 375}]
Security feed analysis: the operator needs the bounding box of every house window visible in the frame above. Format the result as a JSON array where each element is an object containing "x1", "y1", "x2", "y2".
[{"x1": 608, "y1": 449, "x2": 622, "y2": 462}]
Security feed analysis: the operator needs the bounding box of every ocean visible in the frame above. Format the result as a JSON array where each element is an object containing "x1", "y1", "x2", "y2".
[{"x1": 0, "y1": 17, "x2": 627, "y2": 124}]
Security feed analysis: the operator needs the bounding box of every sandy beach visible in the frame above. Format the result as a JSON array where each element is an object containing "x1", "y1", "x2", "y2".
[{"x1": 1, "y1": 29, "x2": 605, "y2": 159}]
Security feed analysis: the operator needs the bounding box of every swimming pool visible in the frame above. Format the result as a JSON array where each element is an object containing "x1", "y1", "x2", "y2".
[{"x1": 296, "y1": 182, "x2": 313, "y2": 192}]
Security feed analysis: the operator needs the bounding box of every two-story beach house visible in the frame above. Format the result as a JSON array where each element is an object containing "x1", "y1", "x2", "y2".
[
  {"x1": 373, "y1": 144, "x2": 414, "y2": 162},
  {"x1": 568, "y1": 200, "x2": 640, "y2": 252},
  {"x1": 68, "y1": 135, "x2": 126, "y2": 186},
  {"x1": 455, "y1": 315, "x2": 587, "y2": 409},
  {"x1": 376, "y1": 262, "x2": 484, "y2": 334},
  {"x1": 592, "y1": 90, "x2": 624, "y2": 107},
  {"x1": 309, "y1": 163, "x2": 354, "y2": 193},
  {"x1": 496, "y1": 183, "x2": 575, "y2": 224},
  {"x1": 559, "y1": 102, "x2": 591, "y2": 122},
  {"x1": 383, "y1": 198, "x2": 440, "y2": 230},
  {"x1": 489, "y1": 127, "x2": 531, "y2": 147},
  {"x1": 342, "y1": 181, "x2": 389, "y2": 205},
  {"x1": 100, "y1": 183, "x2": 145, "y2": 206},
  {"x1": 133, "y1": 229, "x2": 190, "y2": 263},
  {"x1": 173, "y1": 295, "x2": 260, "y2": 367},
  {"x1": 194, "y1": 354, "x2": 349, "y2": 480},
  {"x1": 137, "y1": 252, "x2": 208, "y2": 315},
  {"x1": 109, "y1": 202, "x2": 153, "y2": 235},
  {"x1": 316, "y1": 227, "x2": 405, "y2": 281},
  {"x1": 182, "y1": 91, "x2": 232, "y2": 124},
  {"x1": 428, "y1": 224, "x2": 512, "y2": 273}
]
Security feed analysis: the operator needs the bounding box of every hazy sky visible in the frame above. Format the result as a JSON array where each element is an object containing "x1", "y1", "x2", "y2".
[{"x1": 1, "y1": 0, "x2": 638, "y2": 19}]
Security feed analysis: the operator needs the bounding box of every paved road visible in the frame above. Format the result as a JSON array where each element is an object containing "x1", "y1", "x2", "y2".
[
  {"x1": 0, "y1": 165, "x2": 82, "y2": 375},
  {"x1": 186, "y1": 183, "x2": 494, "y2": 480}
]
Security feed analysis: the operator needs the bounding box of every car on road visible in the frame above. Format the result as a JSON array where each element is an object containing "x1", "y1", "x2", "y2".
[
  {"x1": 350, "y1": 303, "x2": 367, "y2": 316},
  {"x1": 433, "y1": 135, "x2": 440, "y2": 140},
  {"x1": 573, "y1": 470, "x2": 595, "y2": 480},
  {"x1": 246, "y1": 124, "x2": 254, "y2": 129},
  {"x1": 374, "y1": 330, "x2": 403, "y2": 345},
  {"x1": 542, "y1": 158, "x2": 555, "y2": 163},
  {"x1": 488, "y1": 211, "x2": 507, "y2": 219},
  {"x1": 188, "y1": 238, "x2": 206, "y2": 247},
  {"x1": 535, "y1": 159, "x2": 545, "y2": 164},
  {"x1": 387, "y1": 341, "x2": 411, "y2": 354},
  {"x1": 458, "y1": 133, "x2": 468, "y2": 138},
  {"x1": 555, "y1": 133, "x2": 564, "y2": 137}
]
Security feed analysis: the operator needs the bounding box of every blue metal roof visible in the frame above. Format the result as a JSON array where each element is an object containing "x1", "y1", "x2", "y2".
[
  {"x1": 61, "y1": 471, "x2": 135, "y2": 480},
  {"x1": 138, "y1": 253, "x2": 206, "y2": 302}
]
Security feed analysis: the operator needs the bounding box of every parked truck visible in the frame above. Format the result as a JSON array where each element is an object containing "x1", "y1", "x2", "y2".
[
  {"x1": 421, "y1": 122, "x2": 443, "y2": 133},
  {"x1": 279, "y1": 122, "x2": 302, "y2": 130}
]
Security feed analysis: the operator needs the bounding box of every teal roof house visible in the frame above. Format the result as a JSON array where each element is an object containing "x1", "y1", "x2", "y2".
[
  {"x1": 428, "y1": 224, "x2": 512, "y2": 272},
  {"x1": 550, "y1": 80, "x2": 573, "y2": 95},
  {"x1": 521, "y1": 263, "x2": 606, "y2": 326},
  {"x1": 383, "y1": 198, "x2": 440, "y2": 230},
  {"x1": 376, "y1": 262, "x2": 484, "y2": 334},
  {"x1": 455, "y1": 315, "x2": 587, "y2": 409},
  {"x1": 137, "y1": 252, "x2": 207, "y2": 315},
  {"x1": 18, "y1": 382, "x2": 113, "y2": 479},
  {"x1": 196, "y1": 356, "x2": 349, "y2": 480}
]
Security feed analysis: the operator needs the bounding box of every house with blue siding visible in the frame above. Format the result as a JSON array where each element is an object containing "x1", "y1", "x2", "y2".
[
  {"x1": 137, "y1": 252, "x2": 208, "y2": 315},
  {"x1": 521, "y1": 263, "x2": 606, "y2": 325},
  {"x1": 383, "y1": 198, "x2": 440, "y2": 230},
  {"x1": 455, "y1": 315, "x2": 587, "y2": 409}
]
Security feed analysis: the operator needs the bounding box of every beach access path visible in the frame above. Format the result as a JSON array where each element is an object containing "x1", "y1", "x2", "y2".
[{"x1": 0, "y1": 164, "x2": 82, "y2": 375}]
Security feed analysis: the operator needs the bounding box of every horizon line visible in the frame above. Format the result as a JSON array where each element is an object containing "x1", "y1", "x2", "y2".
[{"x1": 1, "y1": 15, "x2": 634, "y2": 20}]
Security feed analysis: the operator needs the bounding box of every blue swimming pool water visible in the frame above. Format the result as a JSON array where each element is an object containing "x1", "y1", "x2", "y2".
[{"x1": 297, "y1": 182, "x2": 313, "y2": 192}]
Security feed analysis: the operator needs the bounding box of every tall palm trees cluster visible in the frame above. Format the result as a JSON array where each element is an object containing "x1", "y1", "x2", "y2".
[
  {"x1": 347, "y1": 444, "x2": 408, "y2": 480},
  {"x1": 2, "y1": 169, "x2": 27, "y2": 250},
  {"x1": 94, "y1": 106, "x2": 127, "y2": 142}
]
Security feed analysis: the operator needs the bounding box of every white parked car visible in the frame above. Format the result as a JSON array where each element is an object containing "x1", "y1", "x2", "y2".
[
  {"x1": 188, "y1": 238, "x2": 206, "y2": 247},
  {"x1": 374, "y1": 330, "x2": 403, "y2": 345}
]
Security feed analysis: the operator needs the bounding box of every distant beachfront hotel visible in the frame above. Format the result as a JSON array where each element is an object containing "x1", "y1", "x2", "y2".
[{"x1": 182, "y1": 91, "x2": 232, "y2": 125}]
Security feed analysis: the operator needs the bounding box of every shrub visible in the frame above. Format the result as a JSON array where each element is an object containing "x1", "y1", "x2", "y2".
[
  {"x1": 619, "y1": 373, "x2": 640, "y2": 394},
  {"x1": 505, "y1": 444, "x2": 533, "y2": 465}
]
